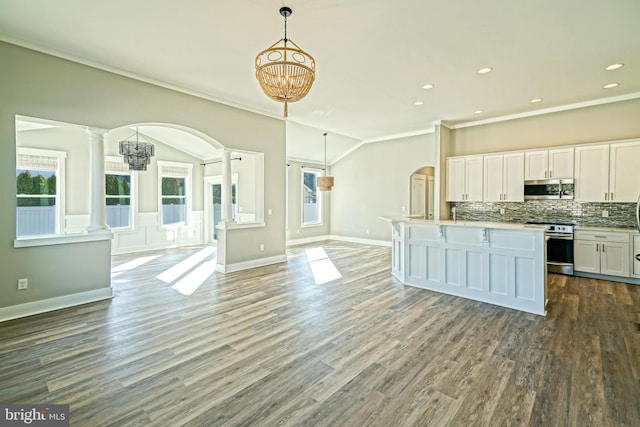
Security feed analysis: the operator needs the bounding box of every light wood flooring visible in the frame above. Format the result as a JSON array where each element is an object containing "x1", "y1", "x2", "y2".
[{"x1": 1, "y1": 241, "x2": 639, "y2": 426}]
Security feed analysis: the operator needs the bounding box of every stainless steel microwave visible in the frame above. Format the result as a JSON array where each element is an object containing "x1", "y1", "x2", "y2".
[{"x1": 524, "y1": 179, "x2": 574, "y2": 200}]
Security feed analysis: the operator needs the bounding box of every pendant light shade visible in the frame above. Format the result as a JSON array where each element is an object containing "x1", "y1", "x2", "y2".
[
  {"x1": 255, "y1": 7, "x2": 316, "y2": 117},
  {"x1": 317, "y1": 132, "x2": 334, "y2": 191},
  {"x1": 119, "y1": 127, "x2": 155, "y2": 171}
]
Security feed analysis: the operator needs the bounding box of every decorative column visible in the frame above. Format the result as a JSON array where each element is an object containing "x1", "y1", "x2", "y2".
[
  {"x1": 220, "y1": 149, "x2": 233, "y2": 223},
  {"x1": 85, "y1": 128, "x2": 110, "y2": 233}
]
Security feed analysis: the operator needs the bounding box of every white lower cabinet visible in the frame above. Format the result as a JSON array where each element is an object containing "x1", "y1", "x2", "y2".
[{"x1": 574, "y1": 230, "x2": 630, "y2": 277}]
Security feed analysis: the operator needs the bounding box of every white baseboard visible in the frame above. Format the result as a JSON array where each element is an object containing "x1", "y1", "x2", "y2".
[
  {"x1": 217, "y1": 254, "x2": 287, "y2": 273},
  {"x1": 287, "y1": 234, "x2": 391, "y2": 247},
  {"x1": 328, "y1": 235, "x2": 392, "y2": 247},
  {"x1": 0, "y1": 288, "x2": 113, "y2": 323}
]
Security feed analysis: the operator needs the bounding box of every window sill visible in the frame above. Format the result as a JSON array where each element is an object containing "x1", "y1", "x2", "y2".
[
  {"x1": 302, "y1": 223, "x2": 323, "y2": 228},
  {"x1": 14, "y1": 231, "x2": 113, "y2": 248}
]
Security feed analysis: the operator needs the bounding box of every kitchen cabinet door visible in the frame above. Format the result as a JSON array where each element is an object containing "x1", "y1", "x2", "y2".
[
  {"x1": 574, "y1": 240, "x2": 600, "y2": 273},
  {"x1": 609, "y1": 140, "x2": 640, "y2": 202},
  {"x1": 600, "y1": 242, "x2": 630, "y2": 277},
  {"x1": 524, "y1": 150, "x2": 548, "y2": 180},
  {"x1": 503, "y1": 152, "x2": 524, "y2": 201},
  {"x1": 483, "y1": 154, "x2": 503, "y2": 202},
  {"x1": 446, "y1": 157, "x2": 466, "y2": 202},
  {"x1": 548, "y1": 148, "x2": 574, "y2": 179},
  {"x1": 466, "y1": 156, "x2": 484, "y2": 201},
  {"x1": 574, "y1": 145, "x2": 610, "y2": 202}
]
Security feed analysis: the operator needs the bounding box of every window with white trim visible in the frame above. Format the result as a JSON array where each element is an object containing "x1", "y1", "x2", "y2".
[
  {"x1": 158, "y1": 161, "x2": 192, "y2": 227},
  {"x1": 16, "y1": 148, "x2": 66, "y2": 237},
  {"x1": 302, "y1": 168, "x2": 322, "y2": 226},
  {"x1": 105, "y1": 157, "x2": 134, "y2": 229}
]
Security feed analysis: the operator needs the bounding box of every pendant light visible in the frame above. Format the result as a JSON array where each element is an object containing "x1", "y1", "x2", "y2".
[
  {"x1": 255, "y1": 7, "x2": 316, "y2": 117},
  {"x1": 317, "y1": 132, "x2": 334, "y2": 191},
  {"x1": 119, "y1": 127, "x2": 155, "y2": 171}
]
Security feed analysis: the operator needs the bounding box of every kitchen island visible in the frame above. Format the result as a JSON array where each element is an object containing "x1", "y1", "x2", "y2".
[{"x1": 380, "y1": 216, "x2": 548, "y2": 315}]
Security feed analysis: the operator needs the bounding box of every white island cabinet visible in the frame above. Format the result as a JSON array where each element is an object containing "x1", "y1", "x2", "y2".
[{"x1": 381, "y1": 217, "x2": 548, "y2": 316}]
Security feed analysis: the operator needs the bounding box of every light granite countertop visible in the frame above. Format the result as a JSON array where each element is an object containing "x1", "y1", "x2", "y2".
[
  {"x1": 575, "y1": 225, "x2": 639, "y2": 234},
  {"x1": 379, "y1": 216, "x2": 547, "y2": 231}
]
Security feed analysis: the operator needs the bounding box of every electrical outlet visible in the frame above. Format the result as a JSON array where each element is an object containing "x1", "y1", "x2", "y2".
[
  {"x1": 268, "y1": 209, "x2": 272, "y2": 215},
  {"x1": 402, "y1": 206, "x2": 406, "y2": 213},
  {"x1": 18, "y1": 278, "x2": 28, "y2": 290},
  {"x1": 366, "y1": 228, "x2": 370, "y2": 235},
  {"x1": 500, "y1": 208, "x2": 505, "y2": 215},
  {"x1": 259, "y1": 243, "x2": 265, "y2": 251},
  {"x1": 602, "y1": 210, "x2": 609, "y2": 218}
]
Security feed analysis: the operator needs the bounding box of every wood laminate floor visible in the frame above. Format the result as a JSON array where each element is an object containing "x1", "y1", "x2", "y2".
[{"x1": 1, "y1": 241, "x2": 639, "y2": 426}]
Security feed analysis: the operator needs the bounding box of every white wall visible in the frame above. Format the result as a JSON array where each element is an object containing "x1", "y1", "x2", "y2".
[{"x1": 330, "y1": 133, "x2": 437, "y2": 242}]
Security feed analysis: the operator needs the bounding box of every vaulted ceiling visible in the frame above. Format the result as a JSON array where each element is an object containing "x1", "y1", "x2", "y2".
[{"x1": 2, "y1": 0, "x2": 639, "y2": 163}]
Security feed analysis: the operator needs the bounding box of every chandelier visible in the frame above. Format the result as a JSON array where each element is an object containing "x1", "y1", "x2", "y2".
[
  {"x1": 119, "y1": 127, "x2": 155, "y2": 171},
  {"x1": 255, "y1": 7, "x2": 316, "y2": 117},
  {"x1": 317, "y1": 133, "x2": 334, "y2": 191}
]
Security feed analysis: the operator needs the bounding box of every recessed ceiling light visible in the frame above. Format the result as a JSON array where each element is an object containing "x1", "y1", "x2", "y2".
[
  {"x1": 603, "y1": 83, "x2": 620, "y2": 89},
  {"x1": 530, "y1": 98, "x2": 543, "y2": 103},
  {"x1": 474, "y1": 110, "x2": 484, "y2": 114},
  {"x1": 605, "y1": 63, "x2": 624, "y2": 71},
  {"x1": 477, "y1": 67, "x2": 493, "y2": 75},
  {"x1": 414, "y1": 101, "x2": 424, "y2": 106},
  {"x1": 422, "y1": 84, "x2": 435, "y2": 90}
]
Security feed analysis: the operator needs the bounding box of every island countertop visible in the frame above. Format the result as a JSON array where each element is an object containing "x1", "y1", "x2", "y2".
[{"x1": 379, "y1": 215, "x2": 548, "y2": 231}]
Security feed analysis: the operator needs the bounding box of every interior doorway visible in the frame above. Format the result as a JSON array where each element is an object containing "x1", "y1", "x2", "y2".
[{"x1": 410, "y1": 166, "x2": 435, "y2": 219}]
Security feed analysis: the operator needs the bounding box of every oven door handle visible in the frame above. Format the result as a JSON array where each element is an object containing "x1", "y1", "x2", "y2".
[{"x1": 547, "y1": 233, "x2": 573, "y2": 240}]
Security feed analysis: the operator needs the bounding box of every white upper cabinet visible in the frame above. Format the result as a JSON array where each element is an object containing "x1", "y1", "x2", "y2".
[
  {"x1": 609, "y1": 140, "x2": 640, "y2": 202},
  {"x1": 483, "y1": 152, "x2": 524, "y2": 202},
  {"x1": 575, "y1": 140, "x2": 640, "y2": 202},
  {"x1": 575, "y1": 145, "x2": 610, "y2": 202},
  {"x1": 446, "y1": 155, "x2": 483, "y2": 202},
  {"x1": 524, "y1": 148, "x2": 574, "y2": 180}
]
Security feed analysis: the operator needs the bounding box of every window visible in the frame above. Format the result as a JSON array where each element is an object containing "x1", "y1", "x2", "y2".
[
  {"x1": 302, "y1": 169, "x2": 322, "y2": 226},
  {"x1": 105, "y1": 158, "x2": 133, "y2": 229},
  {"x1": 16, "y1": 148, "x2": 66, "y2": 237},
  {"x1": 158, "y1": 161, "x2": 192, "y2": 227}
]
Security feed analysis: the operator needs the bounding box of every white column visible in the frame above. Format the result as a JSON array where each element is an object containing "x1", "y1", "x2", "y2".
[
  {"x1": 220, "y1": 149, "x2": 233, "y2": 223},
  {"x1": 85, "y1": 128, "x2": 110, "y2": 233}
]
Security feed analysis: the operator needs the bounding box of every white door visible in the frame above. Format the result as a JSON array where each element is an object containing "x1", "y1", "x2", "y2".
[
  {"x1": 411, "y1": 174, "x2": 427, "y2": 216},
  {"x1": 600, "y1": 242, "x2": 630, "y2": 277},
  {"x1": 446, "y1": 158, "x2": 466, "y2": 201},
  {"x1": 524, "y1": 150, "x2": 548, "y2": 180},
  {"x1": 483, "y1": 154, "x2": 504, "y2": 202},
  {"x1": 575, "y1": 145, "x2": 610, "y2": 202},
  {"x1": 574, "y1": 240, "x2": 600, "y2": 273},
  {"x1": 465, "y1": 156, "x2": 484, "y2": 201},
  {"x1": 503, "y1": 152, "x2": 525, "y2": 201},
  {"x1": 548, "y1": 148, "x2": 574, "y2": 179},
  {"x1": 609, "y1": 140, "x2": 640, "y2": 202}
]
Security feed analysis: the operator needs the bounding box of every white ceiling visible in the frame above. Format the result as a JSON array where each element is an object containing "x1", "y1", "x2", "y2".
[{"x1": 2, "y1": 0, "x2": 639, "y2": 164}]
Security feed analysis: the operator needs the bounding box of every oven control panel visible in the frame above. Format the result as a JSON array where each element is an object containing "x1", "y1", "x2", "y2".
[{"x1": 547, "y1": 224, "x2": 573, "y2": 234}]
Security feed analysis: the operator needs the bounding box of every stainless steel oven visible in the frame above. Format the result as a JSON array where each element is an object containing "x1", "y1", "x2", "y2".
[
  {"x1": 527, "y1": 222, "x2": 574, "y2": 275},
  {"x1": 524, "y1": 179, "x2": 574, "y2": 200}
]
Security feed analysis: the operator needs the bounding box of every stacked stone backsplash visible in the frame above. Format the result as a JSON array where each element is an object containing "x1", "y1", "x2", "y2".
[{"x1": 450, "y1": 200, "x2": 637, "y2": 228}]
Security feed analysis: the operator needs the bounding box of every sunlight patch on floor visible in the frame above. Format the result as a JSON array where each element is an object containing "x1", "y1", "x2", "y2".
[
  {"x1": 171, "y1": 260, "x2": 217, "y2": 296},
  {"x1": 157, "y1": 246, "x2": 216, "y2": 283},
  {"x1": 306, "y1": 247, "x2": 342, "y2": 285},
  {"x1": 112, "y1": 255, "x2": 162, "y2": 273}
]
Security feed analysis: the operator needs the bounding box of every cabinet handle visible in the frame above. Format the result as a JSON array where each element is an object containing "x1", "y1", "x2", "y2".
[
  {"x1": 503, "y1": 193, "x2": 506, "y2": 201},
  {"x1": 604, "y1": 193, "x2": 608, "y2": 201},
  {"x1": 596, "y1": 243, "x2": 599, "y2": 252},
  {"x1": 602, "y1": 244, "x2": 605, "y2": 253},
  {"x1": 611, "y1": 192, "x2": 614, "y2": 200},
  {"x1": 549, "y1": 170, "x2": 552, "y2": 178},
  {"x1": 544, "y1": 171, "x2": 548, "y2": 178}
]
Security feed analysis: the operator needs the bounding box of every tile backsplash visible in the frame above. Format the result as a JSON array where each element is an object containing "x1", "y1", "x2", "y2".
[{"x1": 450, "y1": 200, "x2": 637, "y2": 228}]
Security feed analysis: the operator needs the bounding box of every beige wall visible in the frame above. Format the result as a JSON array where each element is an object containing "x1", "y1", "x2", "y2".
[
  {"x1": 1, "y1": 41, "x2": 285, "y2": 310},
  {"x1": 450, "y1": 98, "x2": 640, "y2": 156},
  {"x1": 331, "y1": 133, "x2": 437, "y2": 241}
]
